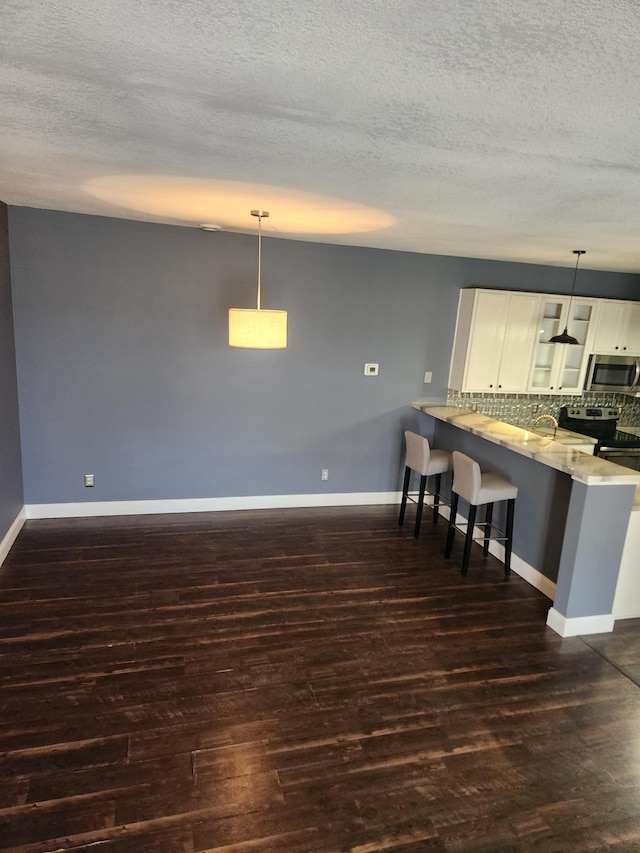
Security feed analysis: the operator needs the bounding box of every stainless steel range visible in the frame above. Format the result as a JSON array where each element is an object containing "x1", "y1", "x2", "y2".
[{"x1": 558, "y1": 406, "x2": 640, "y2": 471}]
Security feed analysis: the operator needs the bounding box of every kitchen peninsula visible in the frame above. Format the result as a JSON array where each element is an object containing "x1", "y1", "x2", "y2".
[{"x1": 412, "y1": 403, "x2": 640, "y2": 637}]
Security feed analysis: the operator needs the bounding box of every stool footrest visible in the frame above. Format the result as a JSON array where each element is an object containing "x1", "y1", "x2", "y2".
[
  {"x1": 445, "y1": 488, "x2": 515, "y2": 577},
  {"x1": 449, "y1": 520, "x2": 508, "y2": 542}
]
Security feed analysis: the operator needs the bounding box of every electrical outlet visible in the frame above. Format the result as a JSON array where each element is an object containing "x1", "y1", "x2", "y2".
[
  {"x1": 364, "y1": 363, "x2": 379, "y2": 376},
  {"x1": 423, "y1": 371, "x2": 432, "y2": 383},
  {"x1": 84, "y1": 474, "x2": 95, "y2": 487},
  {"x1": 321, "y1": 468, "x2": 329, "y2": 481}
]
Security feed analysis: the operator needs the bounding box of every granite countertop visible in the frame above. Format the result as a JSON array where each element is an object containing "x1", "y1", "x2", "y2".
[
  {"x1": 413, "y1": 403, "x2": 640, "y2": 488},
  {"x1": 514, "y1": 424, "x2": 597, "y2": 446}
]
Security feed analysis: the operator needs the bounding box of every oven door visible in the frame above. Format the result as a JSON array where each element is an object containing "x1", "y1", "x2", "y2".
[
  {"x1": 597, "y1": 447, "x2": 640, "y2": 471},
  {"x1": 585, "y1": 355, "x2": 640, "y2": 393}
]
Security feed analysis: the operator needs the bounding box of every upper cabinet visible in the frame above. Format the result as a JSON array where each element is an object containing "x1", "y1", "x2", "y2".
[
  {"x1": 528, "y1": 297, "x2": 599, "y2": 394},
  {"x1": 592, "y1": 300, "x2": 640, "y2": 355},
  {"x1": 449, "y1": 288, "x2": 640, "y2": 396},
  {"x1": 448, "y1": 289, "x2": 540, "y2": 392}
]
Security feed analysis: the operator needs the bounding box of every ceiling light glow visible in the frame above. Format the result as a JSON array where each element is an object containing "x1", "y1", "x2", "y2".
[{"x1": 84, "y1": 176, "x2": 394, "y2": 236}]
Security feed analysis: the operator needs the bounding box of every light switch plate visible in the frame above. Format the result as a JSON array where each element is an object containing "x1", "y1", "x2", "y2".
[{"x1": 424, "y1": 371, "x2": 433, "y2": 383}]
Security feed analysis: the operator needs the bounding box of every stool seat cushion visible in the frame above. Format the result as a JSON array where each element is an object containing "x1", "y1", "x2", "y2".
[
  {"x1": 452, "y1": 451, "x2": 517, "y2": 506},
  {"x1": 447, "y1": 451, "x2": 518, "y2": 577},
  {"x1": 426, "y1": 449, "x2": 452, "y2": 476},
  {"x1": 404, "y1": 431, "x2": 452, "y2": 476},
  {"x1": 474, "y1": 472, "x2": 518, "y2": 505},
  {"x1": 399, "y1": 432, "x2": 452, "y2": 536}
]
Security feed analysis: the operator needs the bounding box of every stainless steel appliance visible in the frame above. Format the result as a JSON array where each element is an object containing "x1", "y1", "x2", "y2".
[
  {"x1": 584, "y1": 354, "x2": 640, "y2": 394},
  {"x1": 558, "y1": 406, "x2": 640, "y2": 471}
]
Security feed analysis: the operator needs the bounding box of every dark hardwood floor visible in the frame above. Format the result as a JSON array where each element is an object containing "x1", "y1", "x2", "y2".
[{"x1": 1, "y1": 506, "x2": 639, "y2": 852}]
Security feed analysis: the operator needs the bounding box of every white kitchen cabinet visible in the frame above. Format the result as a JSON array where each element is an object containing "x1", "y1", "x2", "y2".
[
  {"x1": 528, "y1": 297, "x2": 599, "y2": 394},
  {"x1": 449, "y1": 289, "x2": 540, "y2": 392},
  {"x1": 592, "y1": 300, "x2": 640, "y2": 355}
]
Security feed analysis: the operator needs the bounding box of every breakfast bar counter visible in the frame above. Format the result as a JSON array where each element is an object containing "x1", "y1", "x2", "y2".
[
  {"x1": 414, "y1": 404, "x2": 637, "y2": 486},
  {"x1": 411, "y1": 403, "x2": 640, "y2": 637}
]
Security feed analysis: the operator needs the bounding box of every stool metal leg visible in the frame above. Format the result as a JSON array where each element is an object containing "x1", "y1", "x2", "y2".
[
  {"x1": 444, "y1": 492, "x2": 459, "y2": 558},
  {"x1": 414, "y1": 475, "x2": 427, "y2": 538},
  {"x1": 483, "y1": 502, "x2": 493, "y2": 556},
  {"x1": 461, "y1": 504, "x2": 477, "y2": 577},
  {"x1": 504, "y1": 498, "x2": 515, "y2": 576},
  {"x1": 432, "y1": 473, "x2": 442, "y2": 524}
]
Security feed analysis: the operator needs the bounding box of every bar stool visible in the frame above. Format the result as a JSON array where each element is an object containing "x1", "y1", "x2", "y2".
[
  {"x1": 444, "y1": 450, "x2": 517, "y2": 576},
  {"x1": 398, "y1": 431, "x2": 452, "y2": 537}
]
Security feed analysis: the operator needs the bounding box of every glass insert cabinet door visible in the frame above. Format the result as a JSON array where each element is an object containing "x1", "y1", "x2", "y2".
[{"x1": 529, "y1": 298, "x2": 597, "y2": 393}]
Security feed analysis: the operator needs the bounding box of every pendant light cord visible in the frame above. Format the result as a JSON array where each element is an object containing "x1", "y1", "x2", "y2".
[
  {"x1": 251, "y1": 209, "x2": 269, "y2": 311},
  {"x1": 567, "y1": 249, "x2": 585, "y2": 316},
  {"x1": 564, "y1": 249, "x2": 585, "y2": 333},
  {"x1": 548, "y1": 249, "x2": 586, "y2": 344},
  {"x1": 257, "y1": 213, "x2": 262, "y2": 311}
]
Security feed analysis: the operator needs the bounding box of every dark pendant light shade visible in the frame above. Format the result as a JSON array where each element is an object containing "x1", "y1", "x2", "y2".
[
  {"x1": 549, "y1": 328, "x2": 580, "y2": 345},
  {"x1": 549, "y1": 250, "x2": 585, "y2": 344}
]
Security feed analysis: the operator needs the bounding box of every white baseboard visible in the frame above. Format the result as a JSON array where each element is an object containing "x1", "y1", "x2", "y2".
[
  {"x1": 25, "y1": 491, "x2": 402, "y2": 520},
  {"x1": 484, "y1": 535, "x2": 556, "y2": 600},
  {"x1": 613, "y1": 610, "x2": 640, "y2": 621},
  {"x1": 0, "y1": 508, "x2": 26, "y2": 567},
  {"x1": 546, "y1": 607, "x2": 615, "y2": 638}
]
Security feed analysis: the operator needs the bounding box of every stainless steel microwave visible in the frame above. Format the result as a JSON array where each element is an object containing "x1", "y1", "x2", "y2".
[{"x1": 584, "y1": 354, "x2": 640, "y2": 394}]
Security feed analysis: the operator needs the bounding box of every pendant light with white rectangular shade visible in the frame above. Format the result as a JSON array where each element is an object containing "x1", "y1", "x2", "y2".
[{"x1": 228, "y1": 210, "x2": 288, "y2": 349}]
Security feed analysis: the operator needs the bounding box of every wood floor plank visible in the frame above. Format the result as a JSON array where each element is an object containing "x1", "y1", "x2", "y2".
[{"x1": 0, "y1": 507, "x2": 640, "y2": 852}]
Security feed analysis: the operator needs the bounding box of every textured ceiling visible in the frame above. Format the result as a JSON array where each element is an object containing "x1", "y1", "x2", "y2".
[{"x1": 3, "y1": 0, "x2": 640, "y2": 271}]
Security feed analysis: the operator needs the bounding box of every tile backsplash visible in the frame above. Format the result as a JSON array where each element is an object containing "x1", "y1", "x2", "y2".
[{"x1": 446, "y1": 389, "x2": 640, "y2": 428}]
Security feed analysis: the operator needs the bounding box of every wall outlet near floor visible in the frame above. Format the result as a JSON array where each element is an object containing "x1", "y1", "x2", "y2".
[
  {"x1": 364, "y1": 363, "x2": 379, "y2": 376},
  {"x1": 423, "y1": 371, "x2": 432, "y2": 384},
  {"x1": 84, "y1": 473, "x2": 95, "y2": 487},
  {"x1": 321, "y1": 468, "x2": 329, "y2": 481}
]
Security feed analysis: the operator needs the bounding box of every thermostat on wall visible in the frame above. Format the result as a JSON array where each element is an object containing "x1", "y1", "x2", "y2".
[{"x1": 364, "y1": 363, "x2": 379, "y2": 376}]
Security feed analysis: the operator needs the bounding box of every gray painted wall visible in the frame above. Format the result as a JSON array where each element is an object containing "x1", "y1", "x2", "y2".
[
  {"x1": 553, "y1": 481, "x2": 637, "y2": 618},
  {"x1": 8, "y1": 207, "x2": 640, "y2": 505},
  {"x1": 0, "y1": 202, "x2": 24, "y2": 537}
]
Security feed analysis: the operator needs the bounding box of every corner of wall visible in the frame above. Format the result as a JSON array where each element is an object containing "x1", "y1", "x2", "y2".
[{"x1": 0, "y1": 507, "x2": 25, "y2": 568}]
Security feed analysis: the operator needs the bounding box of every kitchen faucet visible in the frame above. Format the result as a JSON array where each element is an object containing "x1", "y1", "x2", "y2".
[{"x1": 532, "y1": 413, "x2": 558, "y2": 436}]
